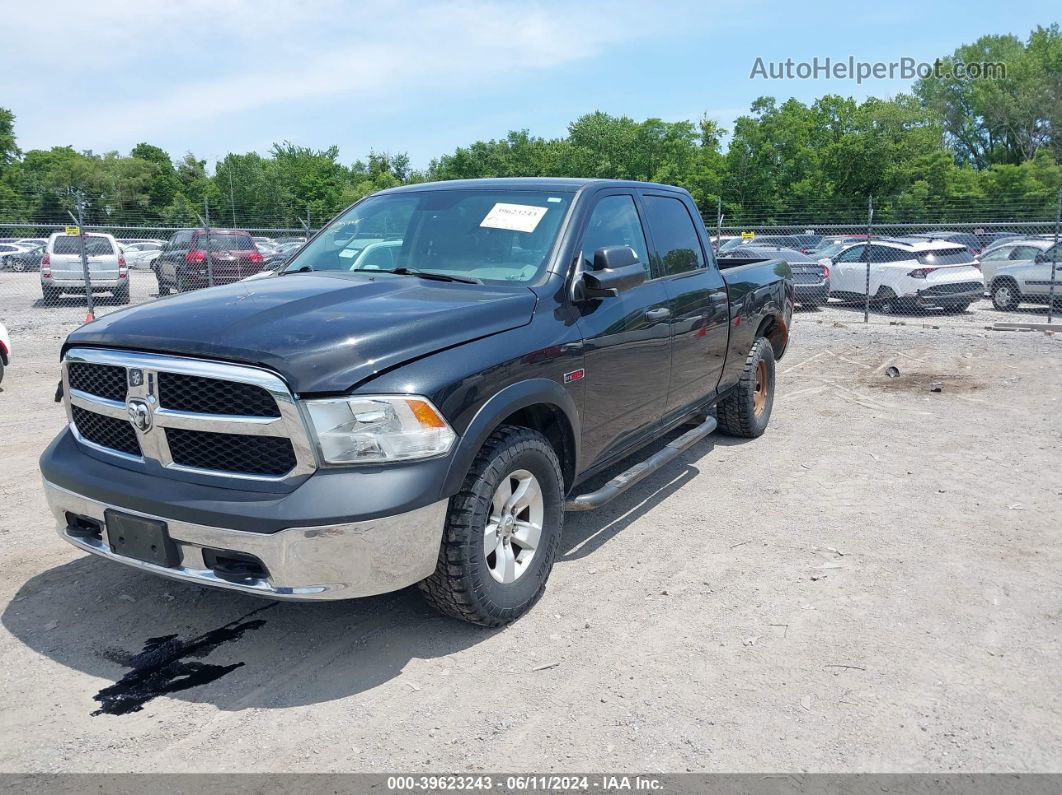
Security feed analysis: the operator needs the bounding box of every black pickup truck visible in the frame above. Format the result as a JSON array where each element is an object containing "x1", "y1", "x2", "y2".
[{"x1": 41, "y1": 178, "x2": 793, "y2": 626}]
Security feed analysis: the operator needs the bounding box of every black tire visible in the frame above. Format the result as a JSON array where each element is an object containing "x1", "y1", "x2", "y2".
[
  {"x1": 156, "y1": 273, "x2": 171, "y2": 296},
  {"x1": 42, "y1": 285, "x2": 61, "y2": 304},
  {"x1": 991, "y1": 280, "x2": 1021, "y2": 311},
  {"x1": 877, "y1": 287, "x2": 900, "y2": 315},
  {"x1": 0, "y1": 360, "x2": 5, "y2": 386},
  {"x1": 943, "y1": 302, "x2": 971, "y2": 314},
  {"x1": 113, "y1": 286, "x2": 130, "y2": 304},
  {"x1": 419, "y1": 425, "x2": 564, "y2": 627},
  {"x1": 716, "y1": 336, "x2": 775, "y2": 438},
  {"x1": 176, "y1": 272, "x2": 189, "y2": 293}
]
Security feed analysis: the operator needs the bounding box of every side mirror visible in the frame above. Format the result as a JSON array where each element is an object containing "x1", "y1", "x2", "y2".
[{"x1": 576, "y1": 246, "x2": 646, "y2": 299}]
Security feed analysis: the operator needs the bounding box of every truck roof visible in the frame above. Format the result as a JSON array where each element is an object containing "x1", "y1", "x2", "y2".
[{"x1": 378, "y1": 177, "x2": 691, "y2": 195}]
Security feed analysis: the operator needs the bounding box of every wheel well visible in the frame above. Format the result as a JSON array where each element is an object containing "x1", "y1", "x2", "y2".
[
  {"x1": 498, "y1": 403, "x2": 576, "y2": 490},
  {"x1": 991, "y1": 275, "x2": 1019, "y2": 290},
  {"x1": 756, "y1": 314, "x2": 787, "y2": 360}
]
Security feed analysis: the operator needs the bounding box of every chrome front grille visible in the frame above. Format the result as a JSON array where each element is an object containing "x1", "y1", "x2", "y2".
[
  {"x1": 71, "y1": 405, "x2": 142, "y2": 456},
  {"x1": 62, "y1": 349, "x2": 316, "y2": 481},
  {"x1": 68, "y1": 361, "x2": 127, "y2": 402}
]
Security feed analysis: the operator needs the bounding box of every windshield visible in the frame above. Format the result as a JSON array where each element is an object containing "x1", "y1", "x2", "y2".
[
  {"x1": 285, "y1": 189, "x2": 573, "y2": 283},
  {"x1": 53, "y1": 235, "x2": 114, "y2": 255},
  {"x1": 917, "y1": 248, "x2": 975, "y2": 266},
  {"x1": 814, "y1": 242, "x2": 846, "y2": 258}
]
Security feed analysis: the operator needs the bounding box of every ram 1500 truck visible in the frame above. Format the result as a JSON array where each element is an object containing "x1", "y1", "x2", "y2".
[{"x1": 41, "y1": 179, "x2": 793, "y2": 626}]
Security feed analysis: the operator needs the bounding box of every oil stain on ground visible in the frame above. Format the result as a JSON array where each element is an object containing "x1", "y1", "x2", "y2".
[{"x1": 92, "y1": 603, "x2": 274, "y2": 716}]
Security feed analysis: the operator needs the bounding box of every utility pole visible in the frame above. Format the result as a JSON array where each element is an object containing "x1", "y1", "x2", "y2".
[
  {"x1": 203, "y1": 197, "x2": 214, "y2": 288},
  {"x1": 863, "y1": 195, "x2": 874, "y2": 324},
  {"x1": 67, "y1": 203, "x2": 94, "y2": 321},
  {"x1": 228, "y1": 167, "x2": 237, "y2": 227},
  {"x1": 1049, "y1": 188, "x2": 1060, "y2": 324},
  {"x1": 715, "y1": 197, "x2": 724, "y2": 255}
]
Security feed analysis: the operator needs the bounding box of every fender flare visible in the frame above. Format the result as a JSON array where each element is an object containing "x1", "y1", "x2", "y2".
[{"x1": 439, "y1": 378, "x2": 581, "y2": 498}]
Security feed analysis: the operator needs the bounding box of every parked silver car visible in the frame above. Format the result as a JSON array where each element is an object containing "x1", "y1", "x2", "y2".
[
  {"x1": 976, "y1": 238, "x2": 1054, "y2": 288},
  {"x1": 41, "y1": 232, "x2": 129, "y2": 304},
  {"x1": 989, "y1": 241, "x2": 1062, "y2": 312}
]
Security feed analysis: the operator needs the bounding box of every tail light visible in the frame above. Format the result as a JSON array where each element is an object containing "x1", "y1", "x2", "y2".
[
  {"x1": 907, "y1": 267, "x2": 938, "y2": 279},
  {"x1": 41, "y1": 252, "x2": 51, "y2": 278},
  {"x1": 118, "y1": 255, "x2": 128, "y2": 278},
  {"x1": 249, "y1": 251, "x2": 264, "y2": 264},
  {"x1": 185, "y1": 250, "x2": 206, "y2": 265},
  {"x1": 822, "y1": 265, "x2": 830, "y2": 278}
]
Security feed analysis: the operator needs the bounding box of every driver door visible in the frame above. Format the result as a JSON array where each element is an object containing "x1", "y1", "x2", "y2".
[{"x1": 573, "y1": 192, "x2": 672, "y2": 469}]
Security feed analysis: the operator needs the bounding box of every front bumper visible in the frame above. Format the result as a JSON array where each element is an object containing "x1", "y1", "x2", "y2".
[{"x1": 44, "y1": 478, "x2": 449, "y2": 601}]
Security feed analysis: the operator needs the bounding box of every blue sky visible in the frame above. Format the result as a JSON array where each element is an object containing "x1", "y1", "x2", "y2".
[{"x1": 3, "y1": 0, "x2": 1058, "y2": 169}]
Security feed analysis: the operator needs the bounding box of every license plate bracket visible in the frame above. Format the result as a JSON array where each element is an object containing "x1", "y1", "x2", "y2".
[{"x1": 104, "y1": 510, "x2": 180, "y2": 568}]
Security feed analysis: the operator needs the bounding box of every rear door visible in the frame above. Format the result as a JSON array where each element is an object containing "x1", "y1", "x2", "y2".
[
  {"x1": 50, "y1": 234, "x2": 118, "y2": 281},
  {"x1": 641, "y1": 192, "x2": 728, "y2": 413},
  {"x1": 573, "y1": 191, "x2": 672, "y2": 467}
]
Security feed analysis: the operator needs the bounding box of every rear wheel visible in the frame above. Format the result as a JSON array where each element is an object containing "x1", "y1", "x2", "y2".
[
  {"x1": 991, "y1": 280, "x2": 1021, "y2": 311},
  {"x1": 418, "y1": 425, "x2": 564, "y2": 627},
  {"x1": 42, "y1": 285, "x2": 61, "y2": 304},
  {"x1": 877, "y1": 287, "x2": 900, "y2": 315},
  {"x1": 113, "y1": 285, "x2": 130, "y2": 304},
  {"x1": 716, "y1": 336, "x2": 775, "y2": 438},
  {"x1": 944, "y1": 302, "x2": 971, "y2": 314}
]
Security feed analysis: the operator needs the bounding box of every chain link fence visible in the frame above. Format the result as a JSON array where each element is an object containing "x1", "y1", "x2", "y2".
[
  {"x1": 1, "y1": 191, "x2": 1059, "y2": 332},
  {"x1": 711, "y1": 192, "x2": 1062, "y2": 329}
]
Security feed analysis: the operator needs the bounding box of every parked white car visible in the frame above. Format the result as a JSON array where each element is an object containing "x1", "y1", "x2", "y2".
[
  {"x1": 828, "y1": 238, "x2": 984, "y2": 314},
  {"x1": 988, "y1": 241, "x2": 1062, "y2": 312},
  {"x1": 0, "y1": 320, "x2": 9, "y2": 384},
  {"x1": 41, "y1": 232, "x2": 129, "y2": 304},
  {"x1": 120, "y1": 241, "x2": 164, "y2": 269},
  {"x1": 0, "y1": 242, "x2": 35, "y2": 270}
]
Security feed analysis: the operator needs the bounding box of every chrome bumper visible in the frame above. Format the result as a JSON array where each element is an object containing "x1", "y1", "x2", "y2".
[{"x1": 43, "y1": 479, "x2": 448, "y2": 601}]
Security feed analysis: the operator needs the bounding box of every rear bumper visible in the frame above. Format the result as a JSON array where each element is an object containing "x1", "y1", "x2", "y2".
[
  {"x1": 45, "y1": 278, "x2": 125, "y2": 289},
  {"x1": 44, "y1": 478, "x2": 449, "y2": 601},
  {"x1": 794, "y1": 282, "x2": 829, "y2": 302},
  {"x1": 914, "y1": 283, "x2": 983, "y2": 306}
]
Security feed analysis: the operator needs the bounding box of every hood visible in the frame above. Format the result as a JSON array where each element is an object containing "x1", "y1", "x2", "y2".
[{"x1": 64, "y1": 272, "x2": 537, "y2": 393}]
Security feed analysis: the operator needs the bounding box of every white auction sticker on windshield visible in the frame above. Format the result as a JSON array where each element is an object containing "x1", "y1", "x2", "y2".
[{"x1": 480, "y1": 203, "x2": 548, "y2": 233}]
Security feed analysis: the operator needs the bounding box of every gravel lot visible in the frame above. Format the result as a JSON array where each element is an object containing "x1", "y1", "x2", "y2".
[{"x1": 0, "y1": 277, "x2": 1060, "y2": 773}]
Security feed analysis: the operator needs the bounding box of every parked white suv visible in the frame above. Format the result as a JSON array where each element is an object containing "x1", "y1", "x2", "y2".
[
  {"x1": 41, "y1": 232, "x2": 128, "y2": 304},
  {"x1": 828, "y1": 238, "x2": 983, "y2": 314},
  {"x1": 988, "y1": 241, "x2": 1062, "y2": 312}
]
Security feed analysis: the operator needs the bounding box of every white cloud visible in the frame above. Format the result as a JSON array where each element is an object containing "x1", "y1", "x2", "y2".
[{"x1": 4, "y1": 0, "x2": 715, "y2": 155}]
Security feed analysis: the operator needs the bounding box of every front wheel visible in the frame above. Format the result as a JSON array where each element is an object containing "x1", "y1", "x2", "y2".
[
  {"x1": 991, "y1": 281, "x2": 1021, "y2": 311},
  {"x1": 419, "y1": 425, "x2": 564, "y2": 627},
  {"x1": 716, "y1": 335, "x2": 775, "y2": 438}
]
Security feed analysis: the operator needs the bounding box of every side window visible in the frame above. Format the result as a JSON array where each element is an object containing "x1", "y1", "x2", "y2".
[
  {"x1": 981, "y1": 248, "x2": 1012, "y2": 261},
  {"x1": 643, "y1": 195, "x2": 706, "y2": 276},
  {"x1": 169, "y1": 231, "x2": 192, "y2": 250},
  {"x1": 835, "y1": 245, "x2": 865, "y2": 263},
  {"x1": 579, "y1": 195, "x2": 650, "y2": 277},
  {"x1": 1009, "y1": 246, "x2": 1039, "y2": 260},
  {"x1": 1044, "y1": 244, "x2": 1061, "y2": 262}
]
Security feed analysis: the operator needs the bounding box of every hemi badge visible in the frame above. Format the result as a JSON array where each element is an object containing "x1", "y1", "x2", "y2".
[
  {"x1": 563, "y1": 368, "x2": 585, "y2": 384},
  {"x1": 128, "y1": 368, "x2": 144, "y2": 387}
]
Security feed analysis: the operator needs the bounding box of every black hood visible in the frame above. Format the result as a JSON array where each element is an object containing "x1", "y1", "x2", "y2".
[{"x1": 65, "y1": 272, "x2": 538, "y2": 393}]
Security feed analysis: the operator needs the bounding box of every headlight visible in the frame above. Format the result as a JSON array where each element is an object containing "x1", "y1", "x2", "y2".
[{"x1": 305, "y1": 395, "x2": 456, "y2": 464}]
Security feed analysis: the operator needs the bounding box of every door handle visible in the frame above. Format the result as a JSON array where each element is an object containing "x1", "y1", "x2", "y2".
[{"x1": 645, "y1": 308, "x2": 671, "y2": 321}]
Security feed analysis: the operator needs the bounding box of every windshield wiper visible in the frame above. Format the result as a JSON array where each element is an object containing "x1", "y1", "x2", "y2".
[
  {"x1": 352, "y1": 267, "x2": 481, "y2": 284},
  {"x1": 279, "y1": 265, "x2": 312, "y2": 275}
]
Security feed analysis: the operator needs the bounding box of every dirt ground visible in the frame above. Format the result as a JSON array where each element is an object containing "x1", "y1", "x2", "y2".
[{"x1": 0, "y1": 299, "x2": 1060, "y2": 773}]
